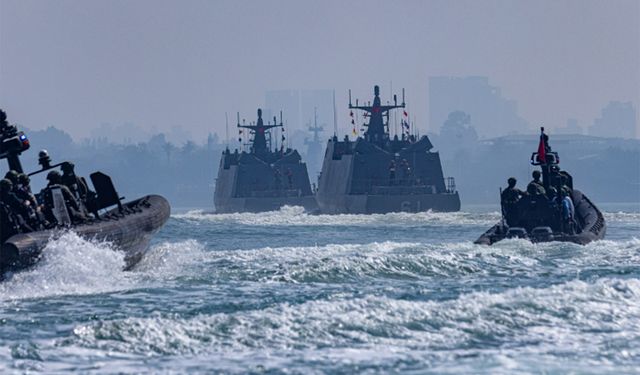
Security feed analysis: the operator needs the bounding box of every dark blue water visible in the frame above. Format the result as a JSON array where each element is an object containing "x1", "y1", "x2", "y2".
[{"x1": 1, "y1": 204, "x2": 639, "y2": 373}]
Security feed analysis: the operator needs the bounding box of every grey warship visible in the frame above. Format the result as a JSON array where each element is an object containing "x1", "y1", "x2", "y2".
[
  {"x1": 475, "y1": 128, "x2": 605, "y2": 245},
  {"x1": 0, "y1": 109, "x2": 170, "y2": 275},
  {"x1": 316, "y1": 86, "x2": 461, "y2": 214},
  {"x1": 214, "y1": 108, "x2": 318, "y2": 213}
]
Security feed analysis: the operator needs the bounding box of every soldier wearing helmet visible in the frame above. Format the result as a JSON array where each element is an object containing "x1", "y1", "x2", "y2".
[
  {"x1": 0, "y1": 178, "x2": 34, "y2": 235},
  {"x1": 527, "y1": 170, "x2": 546, "y2": 196},
  {"x1": 61, "y1": 161, "x2": 90, "y2": 201},
  {"x1": 40, "y1": 169, "x2": 85, "y2": 224}
]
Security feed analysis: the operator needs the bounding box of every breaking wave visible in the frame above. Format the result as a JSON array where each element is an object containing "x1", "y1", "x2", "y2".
[
  {"x1": 65, "y1": 277, "x2": 640, "y2": 372},
  {"x1": 0, "y1": 232, "x2": 129, "y2": 301},
  {"x1": 173, "y1": 206, "x2": 500, "y2": 227}
]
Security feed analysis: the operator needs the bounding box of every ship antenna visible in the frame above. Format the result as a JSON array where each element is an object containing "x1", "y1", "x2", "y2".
[
  {"x1": 333, "y1": 90, "x2": 338, "y2": 136},
  {"x1": 225, "y1": 112, "x2": 229, "y2": 149}
]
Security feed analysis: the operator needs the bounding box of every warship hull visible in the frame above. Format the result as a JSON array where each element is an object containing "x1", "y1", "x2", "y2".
[
  {"x1": 316, "y1": 137, "x2": 461, "y2": 214},
  {"x1": 475, "y1": 190, "x2": 605, "y2": 245},
  {"x1": 317, "y1": 191, "x2": 460, "y2": 214},
  {"x1": 214, "y1": 148, "x2": 318, "y2": 214},
  {"x1": 1, "y1": 194, "x2": 170, "y2": 274}
]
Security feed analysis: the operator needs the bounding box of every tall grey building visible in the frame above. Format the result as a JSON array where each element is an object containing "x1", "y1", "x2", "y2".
[
  {"x1": 589, "y1": 101, "x2": 637, "y2": 139},
  {"x1": 428, "y1": 76, "x2": 529, "y2": 138}
]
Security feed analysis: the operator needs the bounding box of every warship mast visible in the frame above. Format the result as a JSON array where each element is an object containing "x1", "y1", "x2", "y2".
[
  {"x1": 349, "y1": 85, "x2": 405, "y2": 145},
  {"x1": 237, "y1": 108, "x2": 283, "y2": 154}
]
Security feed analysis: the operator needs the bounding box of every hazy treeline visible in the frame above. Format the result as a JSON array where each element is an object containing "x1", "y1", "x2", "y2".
[
  {"x1": 8, "y1": 122, "x2": 639, "y2": 210},
  {"x1": 16, "y1": 126, "x2": 224, "y2": 208}
]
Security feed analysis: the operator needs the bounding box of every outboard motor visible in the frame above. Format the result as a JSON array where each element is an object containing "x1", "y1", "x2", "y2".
[
  {"x1": 506, "y1": 227, "x2": 527, "y2": 239},
  {"x1": 531, "y1": 226, "x2": 554, "y2": 242}
]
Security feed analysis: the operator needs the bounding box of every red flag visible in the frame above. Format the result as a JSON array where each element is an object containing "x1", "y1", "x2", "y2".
[{"x1": 536, "y1": 132, "x2": 546, "y2": 164}]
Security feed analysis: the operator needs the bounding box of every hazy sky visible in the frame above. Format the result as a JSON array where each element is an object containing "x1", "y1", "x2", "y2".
[{"x1": 1, "y1": 0, "x2": 638, "y2": 141}]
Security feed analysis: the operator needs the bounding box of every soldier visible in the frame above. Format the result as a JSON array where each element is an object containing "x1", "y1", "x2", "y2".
[
  {"x1": 388, "y1": 160, "x2": 396, "y2": 185},
  {"x1": 61, "y1": 162, "x2": 89, "y2": 201},
  {"x1": 15, "y1": 173, "x2": 45, "y2": 228},
  {"x1": 559, "y1": 175, "x2": 572, "y2": 197},
  {"x1": 0, "y1": 178, "x2": 33, "y2": 233},
  {"x1": 400, "y1": 159, "x2": 411, "y2": 184},
  {"x1": 4, "y1": 170, "x2": 19, "y2": 191},
  {"x1": 15, "y1": 173, "x2": 37, "y2": 207},
  {"x1": 501, "y1": 177, "x2": 523, "y2": 204},
  {"x1": 560, "y1": 190, "x2": 576, "y2": 234},
  {"x1": 40, "y1": 170, "x2": 85, "y2": 224},
  {"x1": 273, "y1": 168, "x2": 282, "y2": 189},
  {"x1": 501, "y1": 177, "x2": 523, "y2": 226},
  {"x1": 285, "y1": 168, "x2": 293, "y2": 189},
  {"x1": 527, "y1": 170, "x2": 546, "y2": 195}
]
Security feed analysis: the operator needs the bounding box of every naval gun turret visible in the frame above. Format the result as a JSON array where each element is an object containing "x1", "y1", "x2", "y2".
[
  {"x1": 475, "y1": 128, "x2": 605, "y2": 245},
  {"x1": 315, "y1": 85, "x2": 461, "y2": 214},
  {"x1": 214, "y1": 108, "x2": 318, "y2": 213}
]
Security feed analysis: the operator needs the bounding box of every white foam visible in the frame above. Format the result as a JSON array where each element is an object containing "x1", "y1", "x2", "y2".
[
  {"x1": 133, "y1": 239, "x2": 209, "y2": 279},
  {"x1": 65, "y1": 277, "x2": 640, "y2": 368},
  {"x1": 0, "y1": 232, "x2": 130, "y2": 301},
  {"x1": 173, "y1": 206, "x2": 500, "y2": 227}
]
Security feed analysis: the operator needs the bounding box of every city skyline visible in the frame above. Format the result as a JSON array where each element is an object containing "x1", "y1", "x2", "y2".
[{"x1": 1, "y1": 0, "x2": 638, "y2": 140}]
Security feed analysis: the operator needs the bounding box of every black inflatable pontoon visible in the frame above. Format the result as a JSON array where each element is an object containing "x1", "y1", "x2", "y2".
[{"x1": 1, "y1": 194, "x2": 170, "y2": 272}]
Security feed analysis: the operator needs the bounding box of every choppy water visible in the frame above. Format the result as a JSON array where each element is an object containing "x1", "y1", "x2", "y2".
[{"x1": 1, "y1": 204, "x2": 639, "y2": 373}]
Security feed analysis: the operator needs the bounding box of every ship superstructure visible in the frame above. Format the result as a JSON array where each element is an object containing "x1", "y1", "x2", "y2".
[{"x1": 214, "y1": 108, "x2": 318, "y2": 213}]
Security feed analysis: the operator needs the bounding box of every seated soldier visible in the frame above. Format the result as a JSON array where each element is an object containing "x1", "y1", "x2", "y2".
[
  {"x1": 15, "y1": 173, "x2": 37, "y2": 205},
  {"x1": 559, "y1": 175, "x2": 572, "y2": 197},
  {"x1": 0, "y1": 201, "x2": 19, "y2": 242},
  {"x1": 15, "y1": 173, "x2": 44, "y2": 229},
  {"x1": 527, "y1": 170, "x2": 546, "y2": 195},
  {"x1": 0, "y1": 178, "x2": 34, "y2": 233},
  {"x1": 40, "y1": 170, "x2": 86, "y2": 225},
  {"x1": 561, "y1": 190, "x2": 576, "y2": 234},
  {"x1": 61, "y1": 162, "x2": 89, "y2": 201}
]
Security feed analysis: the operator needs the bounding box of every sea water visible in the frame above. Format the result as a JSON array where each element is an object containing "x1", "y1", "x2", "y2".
[{"x1": 1, "y1": 204, "x2": 639, "y2": 373}]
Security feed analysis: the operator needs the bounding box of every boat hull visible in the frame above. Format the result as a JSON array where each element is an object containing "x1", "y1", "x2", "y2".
[
  {"x1": 316, "y1": 137, "x2": 461, "y2": 214},
  {"x1": 1, "y1": 194, "x2": 170, "y2": 273},
  {"x1": 475, "y1": 190, "x2": 605, "y2": 245}
]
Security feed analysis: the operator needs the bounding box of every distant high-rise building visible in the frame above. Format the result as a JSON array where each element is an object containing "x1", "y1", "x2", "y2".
[
  {"x1": 588, "y1": 101, "x2": 637, "y2": 139},
  {"x1": 428, "y1": 76, "x2": 529, "y2": 138},
  {"x1": 556, "y1": 118, "x2": 583, "y2": 135}
]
